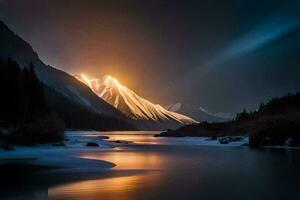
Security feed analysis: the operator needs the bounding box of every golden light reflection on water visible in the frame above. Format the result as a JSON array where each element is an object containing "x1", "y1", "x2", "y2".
[
  {"x1": 48, "y1": 173, "x2": 160, "y2": 200},
  {"x1": 48, "y1": 133, "x2": 171, "y2": 200},
  {"x1": 80, "y1": 151, "x2": 166, "y2": 170},
  {"x1": 87, "y1": 132, "x2": 165, "y2": 145},
  {"x1": 48, "y1": 148, "x2": 169, "y2": 200}
]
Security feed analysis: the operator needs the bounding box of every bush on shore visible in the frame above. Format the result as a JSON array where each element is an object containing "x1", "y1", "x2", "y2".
[
  {"x1": 7, "y1": 113, "x2": 65, "y2": 146},
  {"x1": 249, "y1": 114, "x2": 300, "y2": 147}
]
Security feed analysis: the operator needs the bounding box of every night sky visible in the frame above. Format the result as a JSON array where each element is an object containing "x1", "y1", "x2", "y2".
[{"x1": 1, "y1": 0, "x2": 300, "y2": 115}]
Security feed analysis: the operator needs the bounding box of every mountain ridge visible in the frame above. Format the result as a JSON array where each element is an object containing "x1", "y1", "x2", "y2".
[
  {"x1": 76, "y1": 74, "x2": 198, "y2": 126},
  {"x1": 165, "y1": 103, "x2": 233, "y2": 122}
]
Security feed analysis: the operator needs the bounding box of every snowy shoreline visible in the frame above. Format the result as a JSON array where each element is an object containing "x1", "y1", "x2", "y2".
[
  {"x1": 0, "y1": 131, "x2": 249, "y2": 172},
  {"x1": 164, "y1": 136, "x2": 249, "y2": 147},
  {"x1": 0, "y1": 131, "x2": 116, "y2": 173},
  {"x1": 1, "y1": 131, "x2": 299, "y2": 172}
]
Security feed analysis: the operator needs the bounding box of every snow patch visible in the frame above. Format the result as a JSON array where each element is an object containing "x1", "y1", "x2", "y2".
[
  {"x1": 0, "y1": 131, "x2": 115, "y2": 173},
  {"x1": 164, "y1": 136, "x2": 249, "y2": 147}
]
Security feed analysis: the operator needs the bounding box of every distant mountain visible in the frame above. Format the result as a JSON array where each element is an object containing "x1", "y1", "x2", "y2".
[
  {"x1": 76, "y1": 74, "x2": 198, "y2": 129},
  {"x1": 165, "y1": 103, "x2": 233, "y2": 122},
  {"x1": 0, "y1": 20, "x2": 134, "y2": 130}
]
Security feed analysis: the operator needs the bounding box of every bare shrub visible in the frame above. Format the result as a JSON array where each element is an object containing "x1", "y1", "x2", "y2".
[{"x1": 9, "y1": 113, "x2": 65, "y2": 145}]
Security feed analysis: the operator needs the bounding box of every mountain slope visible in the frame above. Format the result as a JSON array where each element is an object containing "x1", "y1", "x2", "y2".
[
  {"x1": 43, "y1": 85, "x2": 134, "y2": 130},
  {"x1": 165, "y1": 103, "x2": 233, "y2": 122},
  {"x1": 0, "y1": 20, "x2": 134, "y2": 130},
  {"x1": 76, "y1": 74, "x2": 198, "y2": 127}
]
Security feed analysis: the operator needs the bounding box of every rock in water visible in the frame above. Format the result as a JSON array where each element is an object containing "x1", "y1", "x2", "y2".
[{"x1": 86, "y1": 142, "x2": 99, "y2": 147}]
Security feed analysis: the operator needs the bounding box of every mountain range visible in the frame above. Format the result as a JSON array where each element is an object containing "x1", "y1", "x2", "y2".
[
  {"x1": 165, "y1": 103, "x2": 233, "y2": 122},
  {"x1": 0, "y1": 20, "x2": 197, "y2": 130}
]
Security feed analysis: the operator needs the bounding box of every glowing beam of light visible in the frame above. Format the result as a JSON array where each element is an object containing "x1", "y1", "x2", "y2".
[
  {"x1": 183, "y1": 6, "x2": 300, "y2": 98},
  {"x1": 211, "y1": 16, "x2": 300, "y2": 66},
  {"x1": 80, "y1": 74, "x2": 93, "y2": 89}
]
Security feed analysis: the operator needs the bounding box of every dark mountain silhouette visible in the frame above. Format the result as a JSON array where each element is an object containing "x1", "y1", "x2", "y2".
[{"x1": 0, "y1": 20, "x2": 134, "y2": 130}]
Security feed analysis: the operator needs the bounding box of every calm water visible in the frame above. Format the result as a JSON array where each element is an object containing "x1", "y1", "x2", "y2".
[{"x1": 2, "y1": 131, "x2": 300, "y2": 200}]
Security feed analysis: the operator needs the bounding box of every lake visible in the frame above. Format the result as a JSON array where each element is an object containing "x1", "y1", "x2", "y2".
[{"x1": 1, "y1": 131, "x2": 300, "y2": 200}]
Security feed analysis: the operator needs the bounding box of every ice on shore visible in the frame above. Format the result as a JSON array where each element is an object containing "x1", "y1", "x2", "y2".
[
  {"x1": 0, "y1": 131, "x2": 115, "y2": 173},
  {"x1": 0, "y1": 131, "x2": 250, "y2": 172},
  {"x1": 167, "y1": 136, "x2": 249, "y2": 147}
]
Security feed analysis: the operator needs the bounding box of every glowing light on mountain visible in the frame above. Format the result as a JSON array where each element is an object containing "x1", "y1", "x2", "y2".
[
  {"x1": 80, "y1": 74, "x2": 93, "y2": 89},
  {"x1": 76, "y1": 74, "x2": 198, "y2": 124}
]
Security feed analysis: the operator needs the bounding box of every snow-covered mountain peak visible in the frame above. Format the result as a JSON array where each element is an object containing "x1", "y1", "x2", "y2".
[{"x1": 76, "y1": 74, "x2": 198, "y2": 124}]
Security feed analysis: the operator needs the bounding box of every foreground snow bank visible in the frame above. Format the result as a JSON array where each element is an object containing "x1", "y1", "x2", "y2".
[{"x1": 0, "y1": 131, "x2": 115, "y2": 173}]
